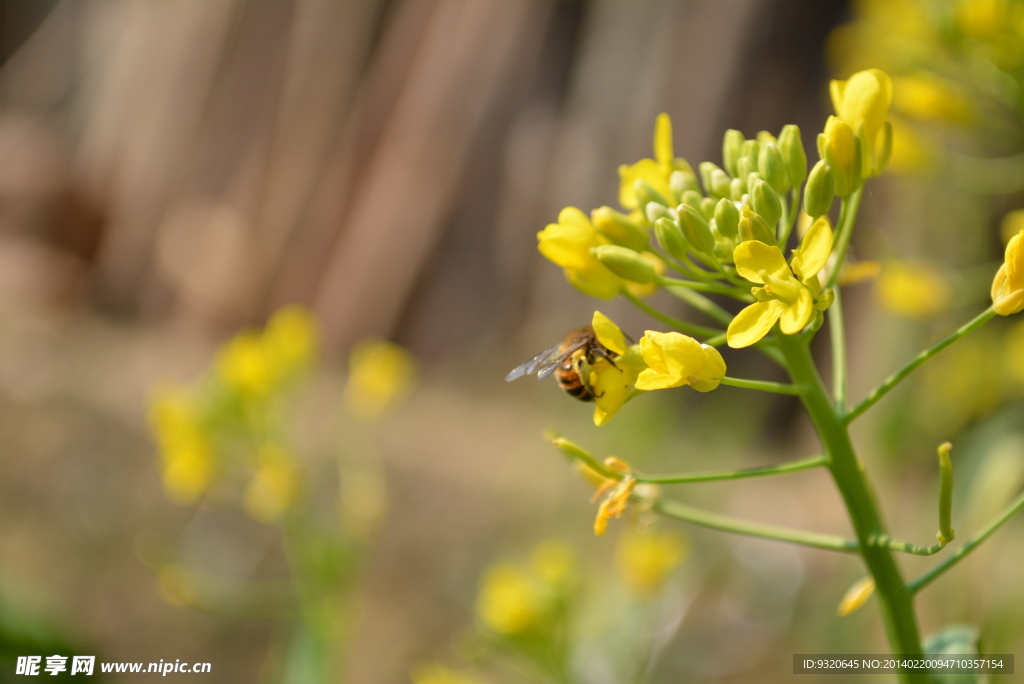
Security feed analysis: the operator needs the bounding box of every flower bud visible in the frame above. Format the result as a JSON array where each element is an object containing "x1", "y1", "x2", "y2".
[
  {"x1": 593, "y1": 245, "x2": 656, "y2": 284},
  {"x1": 751, "y1": 178, "x2": 783, "y2": 227},
  {"x1": 669, "y1": 170, "x2": 701, "y2": 201},
  {"x1": 758, "y1": 142, "x2": 789, "y2": 194},
  {"x1": 654, "y1": 216, "x2": 689, "y2": 261},
  {"x1": 678, "y1": 203, "x2": 716, "y2": 255},
  {"x1": 778, "y1": 124, "x2": 807, "y2": 186},
  {"x1": 739, "y1": 206, "x2": 775, "y2": 245},
  {"x1": 645, "y1": 201, "x2": 672, "y2": 225},
  {"x1": 817, "y1": 116, "x2": 861, "y2": 197},
  {"x1": 699, "y1": 162, "x2": 731, "y2": 199},
  {"x1": 740, "y1": 139, "x2": 759, "y2": 163},
  {"x1": 830, "y1": 68, "x2": 893, "y2": 176},
  {"x1": 715, "y1": 198, "x2": 740, "y2": 239},
  {"x1": 722, "y1": 129, "x2": 744, "y2": 177},
  {"x1": 992, "y1": 229, "x2": 1024, "y2": 315},
  {"x1": 681, "y1": 190, "x2": 703, "y2": 210},
  {"x1": 804, "y1": 161, "x2": 836, "y2": 218},
  {"x1": 634, "y1": 177, "x2": 670, "y2": 208},
  {"x1": 592, "y1": 206, "x2": 648, "y2": 252},
  {"x1": 756, "y1": 130, "x2": 777, "y2": 146},
  {"x1": 730, "y1": 177, "x2": 745, "y2": 201},
  {"x1": 700, "y1": 197, "x2": 717, "y2": 220},
  {"x1": 737, "y1": 157, "x2": 756, "y2": 184}
]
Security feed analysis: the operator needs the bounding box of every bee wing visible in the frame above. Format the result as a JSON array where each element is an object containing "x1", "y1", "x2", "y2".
[
  {"x1": 505, "y1": 343, "x2": 565, "y2": 382},
  {"x1": 536, "y1": 339, "x2": 589, "y2": 380}
]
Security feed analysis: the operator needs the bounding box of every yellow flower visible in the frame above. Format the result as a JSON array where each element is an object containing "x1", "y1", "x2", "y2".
[
  {"x1": 344, "y1": 338, "x2": 417, "y2": 418},
  {"x1": 876, "y1": 259, "x2": 951, "y2": 318},
  {"x1": 617, "y1": 113, "x2": 691, "y2": 211},
  {"x1": 1001, "y1": 209, "x2": 1024, "y2": 246},
  {"x1": 992, "y1": 229, "x2": 1024, "y2": 315},
  {"x1": 894, "y1": 72, "x2": 971, "y2": 125},
  {"x1": 818, "y1": 116, "x2": 861, "y2": 196},
  {"x1": 588, "y1": 311, "x2": 646, "y2": 426},
  {"x1": 537, "y1": 207, "x2": 623, "y2": 299},
  {"x1": 830, "y1": 68, "x2": 893, "y2": 175},
  {"x1": 216, "y1": 330, "x2": 274, "y2": 398},
  {"x1": 149, "y1": 385, "x2": 214, "y2": 504},
  {"x1": 616, "y1": 528, "x2": 688, "y2": 595},
  {"x1": 243, "y1": 443, "x2": 300, "y2": 523},
  {"x1": 262, "y1": 306, "x2": 318, "y2": 377},
  {"x1": 412, "y1": 665, "x2": 488, "y2": 684},
  {"x1": 475, "y1": 563, "x2": 544, "y2": 635},
  {"x1": 727, "y1": 217, "x2": 835, "y2": 348},
  {"x1": 635, "y1": 331, "x2": 726, "y2": 392},
  {"x1": 594, "y1": 475, "x2": 635, "y2": 536}
]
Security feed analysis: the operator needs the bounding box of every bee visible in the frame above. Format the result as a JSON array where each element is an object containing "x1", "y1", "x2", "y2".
[{"x1": 505, "y1": 326, "x2": 619, "y2": 401}]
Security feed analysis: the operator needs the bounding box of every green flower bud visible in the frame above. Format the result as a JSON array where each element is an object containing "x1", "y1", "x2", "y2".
[
  {"x1": 681, "y1": 190, "x2": 704, "y2": 209},
  {"x1": 592, "y1": 245, "x2": 656, "y2": 283},
  {"x1": 591, "y1": 206, "x2": 648, "y2": 252},
  {"x1": 700, "y1": 197, "x2": 717, "y2": 220},
  {"x1": 758, "y1": 142, "x2": 789, "y2": 194},
  {"x1": 678, "y1": 203, "x2": 716, "y2": 254},
  {"x1": 737, "y1": 157, "x2": 756, "y2": 184},
  {"x1": 645, "y1": 201, "x2": 672, "y2": 225},
  {"x1": 715, "y1": 198, "x2": 740, "y2": 239},
  {"x1": 669, "y1": 170, "x2": 701, "y2": 202},
  {"x1": 634, "y1": 177, "x2": 670, "y2": 208},
  {"x1": 722, "y1": 129, "x2": 744, "y2": 177},
  {"x1": 803, "y1": 161, "x2": 835, "y2": 218},
  {"x1": 730, "y1": 177, "x2": 745, "y2": 201},
  {"x1": 654, "y1": 216, "x2": 689, "y2": 261},
  {"x1": 739, "y1": 206, "x2": 775, "y2": 245},
  {"x1": 741, "y1": 139, "x2": 760, "y2": 164},
  {"x1": 751, "y1": 178, "x2": 783, "y2": 227},
  {"x1": 756, "y1": 130, "x2": 776, "y2": 146},
  {"x1": 699, "y1": 162, "x2": 731, "y2": 199},
  {"x1": 778, "y1": 124, "x2": 807, "y2": 186}
]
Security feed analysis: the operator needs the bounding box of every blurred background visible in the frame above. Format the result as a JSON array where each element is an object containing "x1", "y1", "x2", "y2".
[{"x1": 1, "y1": 0, "x2": 1024, "y2": 682}]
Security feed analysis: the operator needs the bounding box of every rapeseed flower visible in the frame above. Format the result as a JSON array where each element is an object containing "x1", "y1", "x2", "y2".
[
  {"x1": 149, "y1": 385, "x2": 214, "y2": 504},
  {"x1": 618, "y1": 113, "x2": 693, "y2": 212},
  {"x1": 876, "y1": 259, "x2": 951, "y2": 318},
  {"x1": 243, "y1": 443, "x2": 300, "y2": 523},
  {"x1": 830, "y1": 68, "x2": 893, "y2": 176},
  {"x1": 992, "y1": 229, "x2": 1024, "y2": 315},
  {"x1": 589, "y1": 311, "x2": 646, "y2": 426},
  {"x1": 537, "y1": 207, "x2": 623, "y2": 299},
  {"x1": 635, "y1": 331, "x2": 725, "y2": 392},
  {"x1": 727, "y1": 217, "x2": 835, "y2": 348},
  {"x1": 616, "y1": 528, "x2": 687, "y2": 596},
  {"x1": 344, "y1": 338, "x2": 417, "y2": 418}
]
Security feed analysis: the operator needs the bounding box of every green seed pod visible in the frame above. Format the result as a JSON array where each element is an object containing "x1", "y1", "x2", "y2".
[
  {"x1": 681, "y1": 189, "x2": 704, "y2": 209},
  {"x1": 654, "y1": 216, "x2": 689, "y2": 261},
  {"x1": 804, "y1": 160, "x2": 836, "y2": 218},
  {"x1": 715, "y1": 198, "x2": 740, "y2": 239},
  {"x1": 700, "y1": 197, "x2": 718, "y2": 220},
  {"x1": 722, "y1": 129, "x2": 745, "y2": 177},
  {"x1": 739, "y1": 206, "x2": 775, "y2": 245},
  {"x1": 778, "y1": 124, "x2": 808, "y2": 186},
  {"x1": 591, "y1": 206, "x2": 648, "y2": 252},
  {"x1": 751, "y1": 178, "x2": 783, "y2": 227},
  {"x1": 633, "y1": 177, "x2": 669, "y2": 208},
  {"x1": 592, "y1": 245, "x2": 655, "y2": 283},
  {"x1": 758, "y1": 142, "x2": 789, "y2": 194},
  {"x1": 678, "y1": 203, "x2": 716, "y2": 254}
]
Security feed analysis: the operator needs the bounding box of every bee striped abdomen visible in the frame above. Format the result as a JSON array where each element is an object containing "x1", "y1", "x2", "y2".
[{"x1": 555, "y1": 359, "x2": 594, "y2": 401}]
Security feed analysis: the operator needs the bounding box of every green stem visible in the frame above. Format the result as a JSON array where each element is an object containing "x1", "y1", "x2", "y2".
[
  {"x1": 844, "y1": 308, "x2": 996, "y2": 424},
  {"x1": 637, "y1": 454, "x2": 826, "y2": 484},
  {"x1": 909, "y1": 488, "x2": 1024, "y2": 594},
  {"x1": 778, "y1": 186, "x2": 802, "y2": 247},
  {"x1": 654, "y1": 497, "x2": 858, "y2": 552},
  {"x1": 776, "y1": 332, "x2": 926, "y2": 673},
  {"x1": 825, "y1": 187, "x2": 863, "y2": 290},
  {"x1": 663, "y1": 285, "x2": 735, "y2": 327},
  {"x1": 621, "y1": 289, "x2": 722, "y2": 338},
  {"x1": 829, "y1": 286, "x2": 848, "y2": 412},
  {"x1": 870, "y1": 533, "x2": 947, "y2": 556},
  {"x1": 720, "y1": 376, "x2": 801, "y2": 395},
  {"x1": 657, "y1": 275, "x2": 748, "y2": 299}
]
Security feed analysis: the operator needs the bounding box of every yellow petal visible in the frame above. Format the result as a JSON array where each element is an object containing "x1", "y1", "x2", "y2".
[
  {"x1": 791, "y1": 217, "x2": 834, "y2": 279},
  {"x1": 654, "y1": 113, "x2": 674, "y2": 166},
  {"x1": 733, "y1": 241, "x2": 790, "y2": 284},
  {"x1": 830, "y1": 68, "x2": 893, "y2": 144},
  {"x1": 689, "y1": 345, "x2": 726, "y2": 392},
  {"x1": 566, "y1": 266, "x2": 622, "y2": 300},
  {"x1": 618, "y1": 159, "x2": 671, "y2": 211},
  {"x1": 726, "y1": 300, "x2": 785, "y2": 348},
  {"x1": 779, "y1": 288, "x2": 814, "y2": 334},
  {"x1": 592, "y1": 311, "x2": 628, "y2": 354}
]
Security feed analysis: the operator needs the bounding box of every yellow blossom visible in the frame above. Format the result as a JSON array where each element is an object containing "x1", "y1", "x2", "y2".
[
  {"x1": 589, "y1": 311, "x2": 646, "y2": 426},
  {"x1": 344, "y1": 338, "x2": 417, "y2": 418},
  {"x1": 830, "y1": 68, "x2": 893, "y2": 175},
  {"x1": 727, "y1": 217, "x2": 835, "y2": 348},
  {"x1": 894, "y1": 72, "x2": 972, "y2": 125},
  {"x1": 839, "y1": 259, "x2": 881, "y2": 286},
  {"x1": 412, "y1": 665, "x2": 488, "y2": 684},
  {"x1": 992, "y1": 229, "x2": 1024, "y2": 315},
  {"x1": 243, "y1": 443, "x2": 300, "y2": 523},
  {"x1": 635, "y1": 331, "x2": 725, "y2": 392},
  {"x1": 537, "y1": 207, "x2": 623, "y2": 299},
  {"x1": 616, "y1": 528, "x2": 688, "y2": 595},
  {"x1": 837, "y1": 576, "x2": 875, "y2": 616},
  {"x1": 262, "y1": 305, "x2": 318, "y2": 377},
  {"x1": 216, "y1": 330, "x2": 273, "y2": 398},
  {"x1": 594, "y1": 475, "x2": 635, "y2": 536},
  {"x1": 149, "y1": 385, "x2": 214, "y2": 504},
  {"x1": 876, "y1": 259, "x2": 951, "y2": 318},
  {"x1": 475, "y1": 563, "x2": 545, "y2": 635},
  {"x1": 818, "y1": 116, "x2": 861, "y2": 196},
  {"x1": 618, "y1": 113, "x2": 692, "y2": 211}
]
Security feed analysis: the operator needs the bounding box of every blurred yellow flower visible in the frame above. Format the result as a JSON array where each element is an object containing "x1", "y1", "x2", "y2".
[
  {"x1": 894, "y1": 72, "x2": 971, "y2": 125},
  {"x1": 839, "y1": 259, "x2": 882, "y2": 286},
  {"x1": 589, "y1": 311, "x2": 646, "y2": 426},
  {"x1": 616, "y1": 528, "x2": 687, "y2": 595},
  {"x1": 531, "y1": 540, "x2": 574, "y2": 585},
  {"x1": 876, "y1": 259, "x2": 951, "y2": 318},
  {"x1": 594, "y1": 475, "x2": 635, "y2": 536},
  {"x1": 412, "y1": 665, "x2": 488, "y2": 684},
  {"x1": 992, "y1": 229, "x2": 1024, "y2": 315},
  {"x1": 1001, "y1": 209, "x2": 1024, "y2": 245},
  {"x1": 149, "y1": 385, "x2": 214, "y2": 504},
  {"x1": 727, "y1": 217, "x2": 834, "y2": 348},
  {"x1": 837, "y1": 576, "x2": 875, "y2": 616},
  {"x1": 344, "y1": 338, "x2": 417, "y2": 419},
  {"x1": 243, "y1": 443, "x2": 300, "y2": 523},
  {"x1": 635, "y1": 331, "x2": 725, "y2": 392},
  {"x1": 537, "y1": 207, "x2": 623, "y2": 299},
  {"x1": 475, "y1": 563, "x2": 544, "y2": 635},
  {"x1": 216, "y1": 330, "x2": 273, "y2": 398},
  {"x1": 262, "y1": 305, "x2": 318, "y2": 377}
]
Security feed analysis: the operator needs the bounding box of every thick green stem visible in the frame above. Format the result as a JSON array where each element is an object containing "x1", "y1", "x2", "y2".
[{"x1": 776, "y1": 332, "x2": 926, "y2": 677}]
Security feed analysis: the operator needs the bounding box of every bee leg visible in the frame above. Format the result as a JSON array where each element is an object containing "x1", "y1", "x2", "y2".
[{"x1": 590, "y1": 347, "x2": 620, "y2": 370}]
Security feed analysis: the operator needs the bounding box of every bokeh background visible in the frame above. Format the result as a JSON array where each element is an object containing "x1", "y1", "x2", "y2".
[{"x1": 2, "y1": 1, "x2": 1024, "y2": 682}]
